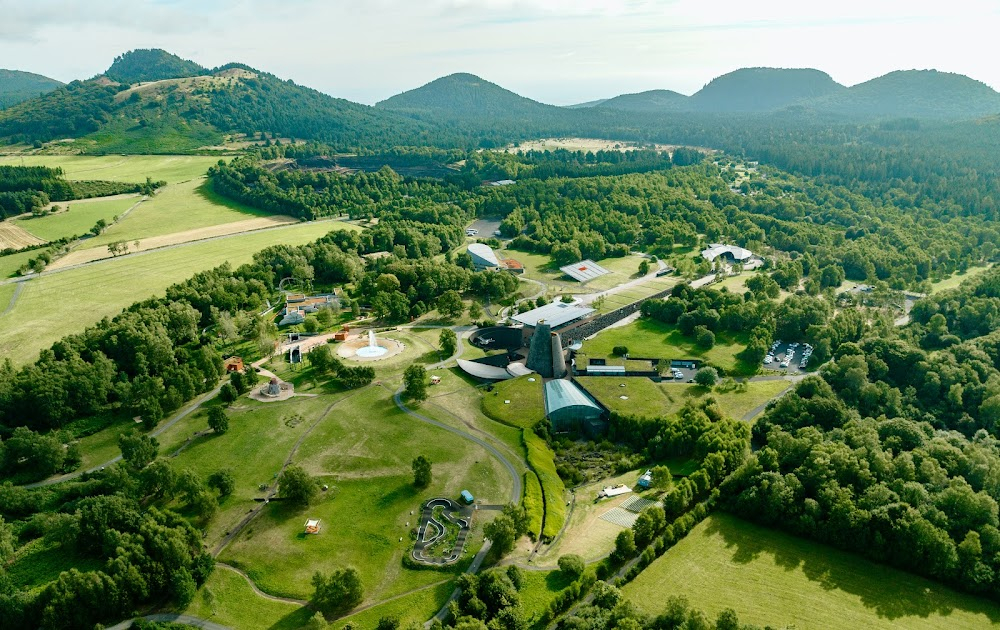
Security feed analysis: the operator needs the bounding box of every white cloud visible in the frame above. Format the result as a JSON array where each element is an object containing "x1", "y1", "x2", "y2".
[{"x1": 0, "y1": 0, "x2": 997, "y2": 104}]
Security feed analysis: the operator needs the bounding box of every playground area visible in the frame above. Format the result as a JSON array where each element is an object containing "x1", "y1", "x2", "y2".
[{"x1": 411, "y1": 498, "x2": 473, "y2": 566}]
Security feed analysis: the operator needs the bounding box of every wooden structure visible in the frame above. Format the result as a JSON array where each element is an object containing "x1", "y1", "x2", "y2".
[{"x1": 223, "y1": 357, "x2": 244, "y2": 373}]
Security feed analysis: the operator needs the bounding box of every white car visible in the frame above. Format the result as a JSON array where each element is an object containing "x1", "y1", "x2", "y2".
[
  {"x1": 780, "y1": 360, "x2": 790, "y2": 368},
  {"x1": 763, "y1": 356, "x2": 773, "y2": 365}
]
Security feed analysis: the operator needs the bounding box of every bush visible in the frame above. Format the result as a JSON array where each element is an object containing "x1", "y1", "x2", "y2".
[
  {"x1": 522, "y1": 472, "x2": 543, "y2": 540},
  {"x1": 558, "y1": 554, "x2": 586, "y2": 579},
  {"x1": 611, "y1": 345, "x2": 629, "y2": 357},
  {"x1": 693, "y1": 325, "x2": 715, "y2": 349},
  {"x1": 694, "y1": 367, "x2": 719, "y2": 387}
]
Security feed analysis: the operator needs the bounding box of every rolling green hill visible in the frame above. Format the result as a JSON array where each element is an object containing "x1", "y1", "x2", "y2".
[
  {"x1": 0, "y1": 54, "x2": 429, "y2": 152},
  {"x1": 819, "y1": 69, "x2": 1000, "y2": 119},
  {"x1": 688, "y1": 67, "x2": 846, "y2": 112},
  {"x1": 105, "y1": 48, "x2": 207, "y2": 83},
  {"x1": 597, "y1": 89, "x2": 689, "y2": 112},
  {"x1": 376, "y1": 72, "x2": 563, "y2": 121},
  {"x1": 0, "y1": 69, "x2": 63, "y2": 109}
]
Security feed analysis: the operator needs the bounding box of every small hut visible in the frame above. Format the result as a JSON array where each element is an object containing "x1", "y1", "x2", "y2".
[{"x1": 223, "y1": 357, "x2": 244, "y2": 373}]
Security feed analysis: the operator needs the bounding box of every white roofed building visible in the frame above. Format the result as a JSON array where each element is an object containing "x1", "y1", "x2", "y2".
[
  {"x1": 560, "y1": 259, "x2": 611, "y2": 283},
  {"x1": 701, "y1": 243, "x2": 755, "y2": 263},
  {"x1": 468, "y1": 243, "x2": 501, "y2": 270}
]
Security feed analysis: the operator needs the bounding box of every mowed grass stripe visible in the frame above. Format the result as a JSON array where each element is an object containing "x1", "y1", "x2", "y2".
[
  {"x1": 0, "y1": 155, "x2": 224, "y2": 184},
  {"x1": 0, "y1": 221, "x2": 356, "y2": 364},
  {"x1": 623, "y1": 513, "x2": 1000, "y2": 630},
  {"x1": 14, "y1": 196, "x2": 139, "y2": 242}
]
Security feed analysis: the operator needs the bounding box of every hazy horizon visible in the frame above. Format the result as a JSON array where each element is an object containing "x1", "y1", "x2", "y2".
[{"x1": 2, "y1": 0, "x2": 997, "y2": 106}]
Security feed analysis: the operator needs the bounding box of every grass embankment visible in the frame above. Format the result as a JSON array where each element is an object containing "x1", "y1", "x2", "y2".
[
  {"x1": 623, "y1": 513, "x2": 1000, "y2": 630},
  {"x1": 581, "y1": 318, "x2": 752, "y2": 375},
  {"x1": 482, "y1": 376, "x2": 546, "y2": 429},
  {"x1": 0, "y1": 221, "x2": 352, "y2": 364},
  {"x1": 576, "y1": 377, "x2": 791, "y2": 421},
  {"x1": 13, "y1": 196, "x2": 139, "y2": 242},
  {"x1": 523, "y1": 471, "x2": 544, "y2": 539},
  {"x1": 0, "y1": 154, "x2": 224, "y2": 185},
  {"x1": 524, "y1": 429, "x2": 566, "y2": 540}
]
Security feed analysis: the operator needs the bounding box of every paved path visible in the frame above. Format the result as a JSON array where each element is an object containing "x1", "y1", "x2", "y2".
[
  {"x1": 23, "y1": 380, "x2": 225, "y2": 488},
  {"x1": 105, "y1": 613, "x2": 231, "y2": 630},
  {"x1": 0, "y1": 279, "x2": 25, "y2": 316}
]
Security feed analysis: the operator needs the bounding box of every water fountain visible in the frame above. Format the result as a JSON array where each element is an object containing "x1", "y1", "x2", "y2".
[{"x1": 355, "y1": 329, "x2": 388, "y2": 358}]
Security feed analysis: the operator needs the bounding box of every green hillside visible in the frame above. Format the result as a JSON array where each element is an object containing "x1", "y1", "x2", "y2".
[
  {"x1": 689, "y1": 67, "x2": 846, "y2": 112},
  {"x1": 819, "y1": 69, "x2": 1000, "y2": 119},
  {"x1": 376, "y1": 72, "x2": 561, "y2": 120},
  {"x1": 106, "y1": 49, "x2": 207, "y2": 83},
  {"x1": 597, "y1": 89, "x2": 689, "y2": 112},
  {"x1": 0, "y1": 69, "x2": 63, "y2": 109}
]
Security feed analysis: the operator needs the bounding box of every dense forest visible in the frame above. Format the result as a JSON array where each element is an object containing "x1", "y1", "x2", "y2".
[{"x1": 0, "y1": 70, "x2": 63, "y2": 110}]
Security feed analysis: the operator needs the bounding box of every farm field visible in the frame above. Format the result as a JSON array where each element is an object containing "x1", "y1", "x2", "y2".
[
  {"x1": 581, "y1": 318, "x2": 752, "y2": 375},
  {"x1": 13, "y1": 195, "x2": 139, "y2": 242},
  {"x1": 80, "y1": 179, "x2": 278, "y2": 251},
  {"x1": 0, "y1": 221, "x2": 45, "y2": 249},
  {"x1": 0, "y1": 221, "x2": 352, "y2": 364},
  {"x1": 0, "y1": 154, "x2": 223, "y2": 184},
  {"x1": 623, "y1": 513, "x2": 1000, "y2": 630},
  {"x1": 577, "y1": 377, "x2": 792, "y2": 421}
]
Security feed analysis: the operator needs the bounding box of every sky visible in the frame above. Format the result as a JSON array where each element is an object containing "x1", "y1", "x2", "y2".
[{"x1": 1, "y1": 0, "x2": 997, "y2": 105}]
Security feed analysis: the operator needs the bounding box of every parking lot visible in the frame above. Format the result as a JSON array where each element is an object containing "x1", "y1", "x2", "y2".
[
  {"x1": 662, "y1": 364, "x2": 697, "y2": 383},
  {"x1": 466, "y1": 219, "x2": 502, "y2": 238},
  {"x1": 764, "y1": 341, "x2": 812, "y2": 373}
]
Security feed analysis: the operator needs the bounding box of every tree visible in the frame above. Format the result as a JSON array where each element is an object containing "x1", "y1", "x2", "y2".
[
  {"x1": 280, "y1": 464, "x2": 318, "y2": 505},
  {"x1": 403, "y1": 364, "x2": 428, "y2": 402},
  {"x1": 118, "y1": 430, "x2": 158, "y2": 470},
  {"x1": 311, "y1": 567, "x2": 364, "y2": 617},
  {"x1": 170, "y1": 567, "x2": 197, "y2": 607},
  {"x1": 558, "y1": 554, "x2": 585, "y2": 579},
  {"x1": 437, "y1": 290, "x2": 465, "y2": 319},
  {"x1": 649, "y1": 465, "x2": 672, "y2": 489},
  {"x1": 90, "y1": 219, "x2": 107, "y2": 236},
  {"x1": 207, "y1": 469, "x2": 236, "y2": 497},
  {"x1": 484, "y1": 513, "x2": 517, "y2": 556},
  {"x1": 208, "y1": 406, "x2": 229, "y2": 434},
  {"x1": 303, "y1": 317, "x2": 320, "y2": 333},
  {"x1": 694, "y1": 367, "x2": 719, "y2": 388},
  {"x1": 219, "y1": 383, "x2": 238, "y2": 404},
  {"x1": 611, "y1": 529, "x2": 637, "y2": 564},
  {"x1": 694, "y1": 325, "x2": 715, "y2": 349},
  {"x1": 468, "y1": 301, "x2": 483, "y2": 320},
  {"x1": 638, "y1": 259, "x2": 650, "y2": 276},
  {"x1": 439, "y1": 329, "x2": 458, "y2": 358},
  {"x1": 612, "y1": 345, "x2": 629, "y2": 357},
  {"x1": 309, "y1": 344, "x2": 337, "y2": 374},
  {"x1": 412, "y1": 455, "x2": 432, "y2": 489}
]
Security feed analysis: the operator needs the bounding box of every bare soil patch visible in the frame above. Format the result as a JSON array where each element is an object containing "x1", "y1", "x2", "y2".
[{"x1": 0, "y1": 222, "x2": 46, "y2": 249}]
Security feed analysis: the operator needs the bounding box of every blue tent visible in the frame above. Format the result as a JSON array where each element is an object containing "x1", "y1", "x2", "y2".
[{"x1": 460, "y1": 490, "x2": 474, "y2": 504}]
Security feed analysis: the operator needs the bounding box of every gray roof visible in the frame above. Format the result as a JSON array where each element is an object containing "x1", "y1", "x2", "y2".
[
  {"x1": 511, "y1": 302, "x2": 595, "y2": 329},
  {"x1": 701, "y1": 244, "x2": 754, "y2": 262},
  {"x1": 545, "y1": 380, "x2": 603, "y2": 417},
  {"x1": 468, "y1": 243, "x2": 500, "y2": 267},
  {"x1": 457, "y1": 359, "x2": 513, "y2": 381},
  {"x1": 560, "y1": 259, "x2": 610, "y2": 282}
]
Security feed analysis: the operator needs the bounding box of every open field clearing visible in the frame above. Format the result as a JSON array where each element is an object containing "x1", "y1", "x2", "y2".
[
  {"x1": 581, "y1": 318, "x2": 751, "y2": 375},
  {"x1": 81, "y1": 178, "x2": 277, "y2": 250},
  {"x1": 506, "y1": 137, "x2": 679, "y2": 153},
  {"x1": 929, "y1": 264, "x2": 994, "y2": 294},
  {"x1": 577, "y1": 377, "x2": 791, "y2": 421},
  {"x1": 623, "y1": 513, "x2": 1000, "y2": 630},
  {"x1": 13, "y1": 195, "x2": 139, "y2": 242},
  {"x1": 0, "y1": 222, "x2": 46, "y2": 249},
  {"x1": 0, "y1": 221, "x2": 352, "y2": 364},
  {"x1": 0, "y1": 154, "x2": 223, "y2": 184},
  {"x1": 218, "y1": 384, "x2": 511, "y2": 603},
  {"x1": 49, "y1": 215, "x2": 300, "y2": 269}
]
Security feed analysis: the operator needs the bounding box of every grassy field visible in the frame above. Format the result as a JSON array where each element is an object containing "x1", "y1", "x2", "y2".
[
  {"x1": 524, "y1": 429, "x2": 566, "y2": 540},
  {"x1": 518, "y1": 569, "x2": 575, "y2": 624},
  {"x1": 184, "y1": 566, "x2": 312, "y2": 630},
  {"x1": 0, "y1": 249, "x2": 41, "y2": 278},
  {"x1": 930, "y1": 264, "x2": 994, "y2": 294},
  {"x1": 577, "y1": 377, "x2": 790, "y2": 421},
  {"x1": 219, "y1": 384, "x2": 512, "y2": 603},
  {"x1": 13, "y1": 196, "x2": 139, "y2": 241},
  {"x1": 482, "y1": 376, "x2": 546, "y2": 429},
  {"x1": 0, "y1": 221, "x2": 351, "y2": 364},
  {"x1": 581, "y1": 318, "x2": 752, "y2": 375},
  {"x1": 334, "y1": 580, "x2": 455, "y2": 630},
  {"x1": 82, "y1": 179, "x2": 276, "y2": 249},
  {"x1": 623, "y1": 513, "x2": 1000, "y2": 630},
  {"x1": 8, "y1": 539, "x2": 104, "y2": 594},
  {"x1": 523, "y1": 471, "x2": 544, "y2": 539},
  {"x1": 0, "y1": 155, "x2": 223, "y2": 184}
]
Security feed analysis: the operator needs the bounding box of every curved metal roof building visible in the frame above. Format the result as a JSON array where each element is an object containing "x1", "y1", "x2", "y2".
[
  {"x1": 701, "y1": 243, "x2": 754, "y2": 262},
  {"x1": 544, "y1": 379, "x2": 604, "y2": 432},
  {"x1": 468, "y1": 243, "x2": 500, "y2": 269}
]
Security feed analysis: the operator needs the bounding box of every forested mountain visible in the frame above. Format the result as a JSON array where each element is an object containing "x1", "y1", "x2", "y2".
[
  {"x1": 687, "y1": 68, "x2": 846, "y2": 112},
  {"x1": 376, "y1": 72, "x2": 562, "y2": 121},
  {"x1": 565, "y1": 98, "x2": 609, "y2": 109},
  {"x1": 0, "y1": 69, "x2": 63, "y2": 109},
  {"x1": 596, "y1": 89, "x2": 689, "y2": 112},
  {"x1": 105, "y1": 48, "x2": 207, "y2": 83},
  {"x1": 816, "y1": 69, "x2": 1000, "y2": 119}
]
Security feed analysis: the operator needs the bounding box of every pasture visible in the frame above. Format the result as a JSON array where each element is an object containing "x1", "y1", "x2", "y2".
[
  {"x1": 0, "y1": 220, "x2": 353, "y2": 364},
  {"x1": 13, "y1": 195, "x2": 139, "y2": 242},
  {"x1": 929, "y1": 264, "x2": 993, "y2": 294},
  {"x1": 0, "y1": 154, "x2": 223, "y2": 184},
  {"x1": 482, "y1": 376, "x2": 545, "y2": 429},
  {"x1": 0, "y1": 249, "x2": 41, "y2": 278},
  {"x1": 623, "y1": 513, "x2": 1000, "y2": 630}
]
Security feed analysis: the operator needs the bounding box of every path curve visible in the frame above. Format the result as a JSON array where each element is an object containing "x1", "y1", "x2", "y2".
[
  {"x1": 216, "y1": 563, "x2": 309, "y2": 605},
  {"x1": 105, "y1": 613, "x2": 231, "y2": 630}
]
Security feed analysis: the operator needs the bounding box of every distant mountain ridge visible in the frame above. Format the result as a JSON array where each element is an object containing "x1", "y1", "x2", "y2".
[
  {"x1": 595, "y1": 89, "x2": 689, "y2": 113},
  {"x1": 376, "y1": 73, "x2": 563, "y2": 121},
  {"x1": 688, "y1": 68, "x2": 846, "y2": 112},
  {"x1": 0, "y1": 69, "x2": 63, "y2": 109}
]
